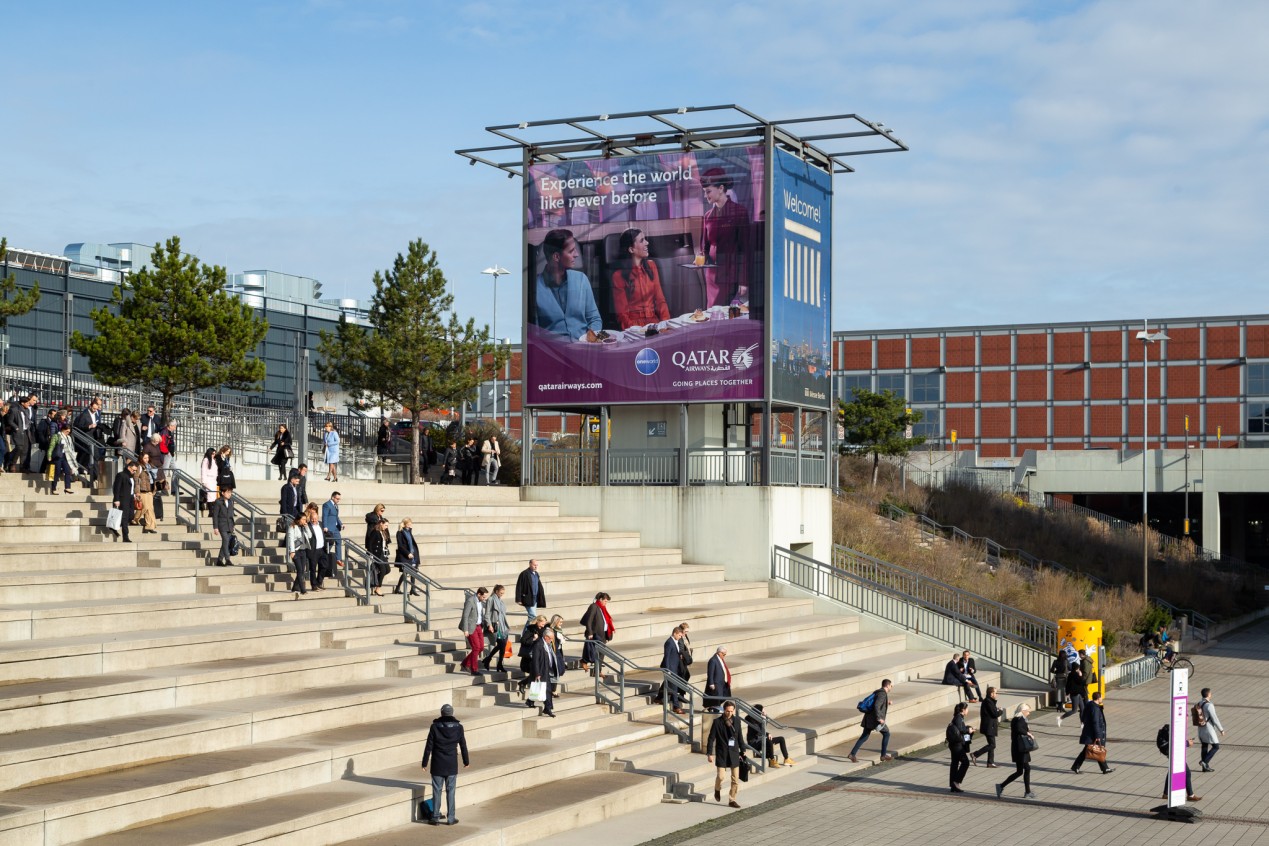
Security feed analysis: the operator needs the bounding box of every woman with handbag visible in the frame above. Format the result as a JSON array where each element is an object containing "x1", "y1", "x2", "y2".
[
  {"x1": 134, "y1": 453, "x2": 158, "y2": 533},
  {"x1": 286, "y1": 513, "x2": 312, "y2": 597},
  {"x1": 269, "y1": 424, "x2": 293, "y2": 480},
  {"x1": 578, "y1": 592, "x2": 614, "y2": 672},
  {"x1": 996, "y1": 702, "x2": 1037, "y2": 799},
  {"x1": 1070, "y1": 691, "x2": 1113, "y2": 774},
  {"x1": 481, "y1": 585, "x2": 509, "y2": 673},
  {"x1": 215, "y1": 446, "x2": 236, "y2": 492}
]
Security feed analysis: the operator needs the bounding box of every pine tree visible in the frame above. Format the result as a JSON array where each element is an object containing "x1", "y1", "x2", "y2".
[
  {"x1": 70, "y1": 236, "x2": 268, "y2": 423},
  {"x1": 317, "y1": 239, "x2": 506, "y2": 484},
  {"x1": 0, "y1": 238, "x2": 42, "y2": 331},
  {"x1": 838, "y1": 388, "x2": 925, "y2": 486}
]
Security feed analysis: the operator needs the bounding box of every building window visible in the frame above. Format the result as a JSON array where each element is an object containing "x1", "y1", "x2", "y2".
[
  {"x1": 910, "y1": 371, "x2": 941, "y2": 404},
  {"x1": 836, "y1": 374, "x2": 870, "y2": 400},
  {"x1": 876, "y1": 372, "x2": 905, "y2": 398},
  {"x1": 1249, "y1": 363, "x2": 1269, "y2": 396},
  {"x1": 911, "y1": 408, "x2": 941, "y2": 440},
  {"x1": 1249, "y1": 403, "x2": 1269, "y2": 434}
]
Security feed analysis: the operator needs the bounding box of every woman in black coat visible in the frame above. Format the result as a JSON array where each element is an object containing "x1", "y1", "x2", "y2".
[
  {"x1": 269, "y1": 424, "x2": 293, "y2": 480},
  {"x1": 972, "y1": 687, "x2": 1003, "y2": 767},
  {"x1": 214, "y1": 446, "x2": 236, "y2": 491},
  {"x1": 392, "y1": 518, "x2": 420, "y2": 596},
  {"x1": 517, "y1": 616, "x2": 547, "y2": 698},
  {"x1": 441, "y1": 441, "x2": 458, "y2": 484},
  {"x1": 997, "y1": 703, "x2": 1036, "y2": 799},
  {"x1": 1071, "y1": 691, "x2": 1112, "y2": 774},
  {"x1": 947, "y1": 702, "x2": 973, "y2": 792}
]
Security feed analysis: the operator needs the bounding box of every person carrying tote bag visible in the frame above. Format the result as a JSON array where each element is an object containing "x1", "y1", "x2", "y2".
[{"x1": 1070, "y1": 691, "x2": 1113, "y2": 774}]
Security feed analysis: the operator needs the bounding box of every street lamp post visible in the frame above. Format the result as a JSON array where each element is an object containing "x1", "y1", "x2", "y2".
[
  {"x1": 481, "y1": 265, "x2": 510, "y2": 429},
  {"x1": 1136, "y1": 321, "x2": 1170, "y2": 599}
]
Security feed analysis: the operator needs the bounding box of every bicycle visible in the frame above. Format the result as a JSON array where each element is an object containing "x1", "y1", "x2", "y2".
[{"x1": 1144, "y1": 651, "x2": 1195, "y2": 679}]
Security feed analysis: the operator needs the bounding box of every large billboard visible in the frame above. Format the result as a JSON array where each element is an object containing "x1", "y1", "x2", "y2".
[
  {"x1": 770, "y1": 148, "x2": 833, "y2": 408},
  {"x1": 524, "y1": 147, "x2": 765, "y2": 406}
]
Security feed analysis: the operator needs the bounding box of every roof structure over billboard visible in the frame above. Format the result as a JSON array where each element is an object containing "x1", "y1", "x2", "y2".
[{"x1": 455, "y1": 104, "x2": 907, "y2": 177}]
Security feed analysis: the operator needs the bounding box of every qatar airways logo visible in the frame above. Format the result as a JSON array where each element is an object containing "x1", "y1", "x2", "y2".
[{"x1": 671, "y1": 343, "x2": 760, "y2": 373}]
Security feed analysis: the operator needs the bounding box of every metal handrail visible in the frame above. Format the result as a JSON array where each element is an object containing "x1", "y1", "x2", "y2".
[
  {"x1": 830, "y1": 543, "x2": 1057, "y2": 646},
  {"x1": 877, "y1": 501, "x2": 1215, "y2": 640},
  {"x1": 68, "y1": 428, "x2": 270, "y2": 553},
  {"x1": 592, "y1": 641, "x2": 785, "y2": 774},
  {"x1": 774, "y1": 545, "x2": 1054, "y2": 682}
]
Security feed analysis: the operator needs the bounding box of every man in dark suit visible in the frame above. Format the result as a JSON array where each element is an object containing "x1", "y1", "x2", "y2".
[
  {"x1": 138, "y1": 405, "x2": 160, "y2": 440},
  {"x1": 295, "y1": 463, "x2": 309, "y2": 508},
  {"x1": 279, "y1": 474, "x2": 302, "y2": 525},
  {"x1": 74, "y1": 397, "x2": 103, "y2": 484},
  {"x1": 515, "y1": 559, "x2": 546, "y2": 630},
  {"x1": 4, "y1": 394, "x2": 36, "y2": 472},
  {"x1": 209, "y1": 486, "x2": 236, "y2": 566},
  {"x1": 705, "y1": 700, "x2": 743, "y2": 808},
  {"x1": 958, "y1": 650, "x2": 983, "y2": 702},
  {"x1": 530, "y1": 628, "x2": 559, "y2": 717},
  {"x1": 943, "y1": 652, "x2": 978, "y2": 702},
  {"x1": 654, "y1": 626, "x2": 687, "y2": 713},
  {"x1": 849, "y1": 679, "x2": 894, "y2": 763},
  {"x1": 705, "y1": 646, "x2": 733, "y2": 712},
  {"x1": 972, "y1": 686, "x2": 1003, "y2": 767},
  {"x1": 111, "y1": 461, "x2": 139, "y2": 543}
]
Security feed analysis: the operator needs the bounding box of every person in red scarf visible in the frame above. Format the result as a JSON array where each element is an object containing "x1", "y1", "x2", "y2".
[
  {"x1": 579, "y1": 592, "x2": 615, "y2": 673},
  {"x1": 705, "y1": 645, "x2": 733, "y2": 712}
]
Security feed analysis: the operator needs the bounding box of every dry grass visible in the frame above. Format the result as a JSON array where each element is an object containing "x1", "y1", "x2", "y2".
[
  {"x1": 834, "y1": 456, "x2": 1153, "y2": 657},
  {"x1": 923, "y1": 481, "x2": 1258, "y2": 619}
]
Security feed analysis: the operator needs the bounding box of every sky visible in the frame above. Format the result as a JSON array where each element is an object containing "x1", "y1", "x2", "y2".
[{"x1": 2, "y1": 0, "x2": 1267, "y2": 338}]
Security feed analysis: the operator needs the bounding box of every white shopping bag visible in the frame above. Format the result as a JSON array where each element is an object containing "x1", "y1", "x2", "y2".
[
  {"x1": 526, "y1": 681, "x2": 548, "y2": 703},
  {"x1": 106, "y1": 508, "x2": 124, "y2": 532}
]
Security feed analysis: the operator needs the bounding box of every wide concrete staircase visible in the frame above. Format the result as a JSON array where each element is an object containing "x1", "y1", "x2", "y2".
[{"x1": 0, "y1": 474, "x2": 1041, "y2": 846}]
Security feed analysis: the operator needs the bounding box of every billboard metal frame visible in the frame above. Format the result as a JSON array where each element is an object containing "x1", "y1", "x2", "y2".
[{"x1": 456, "y1": 105, "x2": 907, "y2": 177}]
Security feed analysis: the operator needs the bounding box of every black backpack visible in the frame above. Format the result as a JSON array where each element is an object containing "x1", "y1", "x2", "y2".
[{"x1": 1156, "y1": 724, "x2": 1169, "y2": 756}]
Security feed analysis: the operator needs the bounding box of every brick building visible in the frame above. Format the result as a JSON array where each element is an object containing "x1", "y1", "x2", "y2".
[{"x1": 831, "y1": 315, "x2": 1269, "y2": 459}]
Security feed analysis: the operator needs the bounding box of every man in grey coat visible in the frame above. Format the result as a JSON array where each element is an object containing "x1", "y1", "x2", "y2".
[
  {"x1": 421, "y1": 704, "x2": 469, "y2": 826},
  {"x1": 1197, "y1": 687, "x2": 1226, "y2": 771}
]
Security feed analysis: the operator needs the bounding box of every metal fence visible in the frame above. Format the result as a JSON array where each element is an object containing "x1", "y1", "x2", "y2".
[
  {"x1": 1104, "y1": 655, "x2": 1155, "y2": 689},
  {"x1": 528, "y1": 446, "x2": 828, "y2": 487},
  {"x1": 771, "y1": 544, "x2": 1055, "y2": 682}
]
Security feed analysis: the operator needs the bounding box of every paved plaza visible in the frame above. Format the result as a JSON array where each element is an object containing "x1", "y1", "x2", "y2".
[{"x1": 553, "y1": 619, "x2": 1269, "y2": 846}]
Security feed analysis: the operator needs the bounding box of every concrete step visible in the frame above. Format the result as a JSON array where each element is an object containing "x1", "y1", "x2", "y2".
[
  {"x1": 0, "y1": 647, "x2": 401, "y2": 734},
  {"x1": 0, "y1": 668, "x2": 513, "y2": 793},
  {"x1": 0, "y1": 566, "x2": 203, "y2": 604},
  {"x1": 0, "y1": 543, "x2": 153, "y2": 572},
  {"x1": 0, "y1": 516, "x2": 82, "y2": 543},
  {"x1": 413, "y1": 531, "x2": 645, "y2": 557},
  {"x1": 0, "y1": 614, "x2": 416, "y2": 682},
  {"x1": 382, "y1": 580, "x2": 772, "y2": 627},
  {"x1": 2, "y1": 694, "x2": 661, "y2": 845},
  {"x1": 0, "y1": 592, "x2": 265, "y2": 640}
]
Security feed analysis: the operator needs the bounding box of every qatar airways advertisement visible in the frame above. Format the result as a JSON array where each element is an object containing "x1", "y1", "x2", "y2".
[{"x1": 523, "y1": 146, "x2": 765, "y2": 405}]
